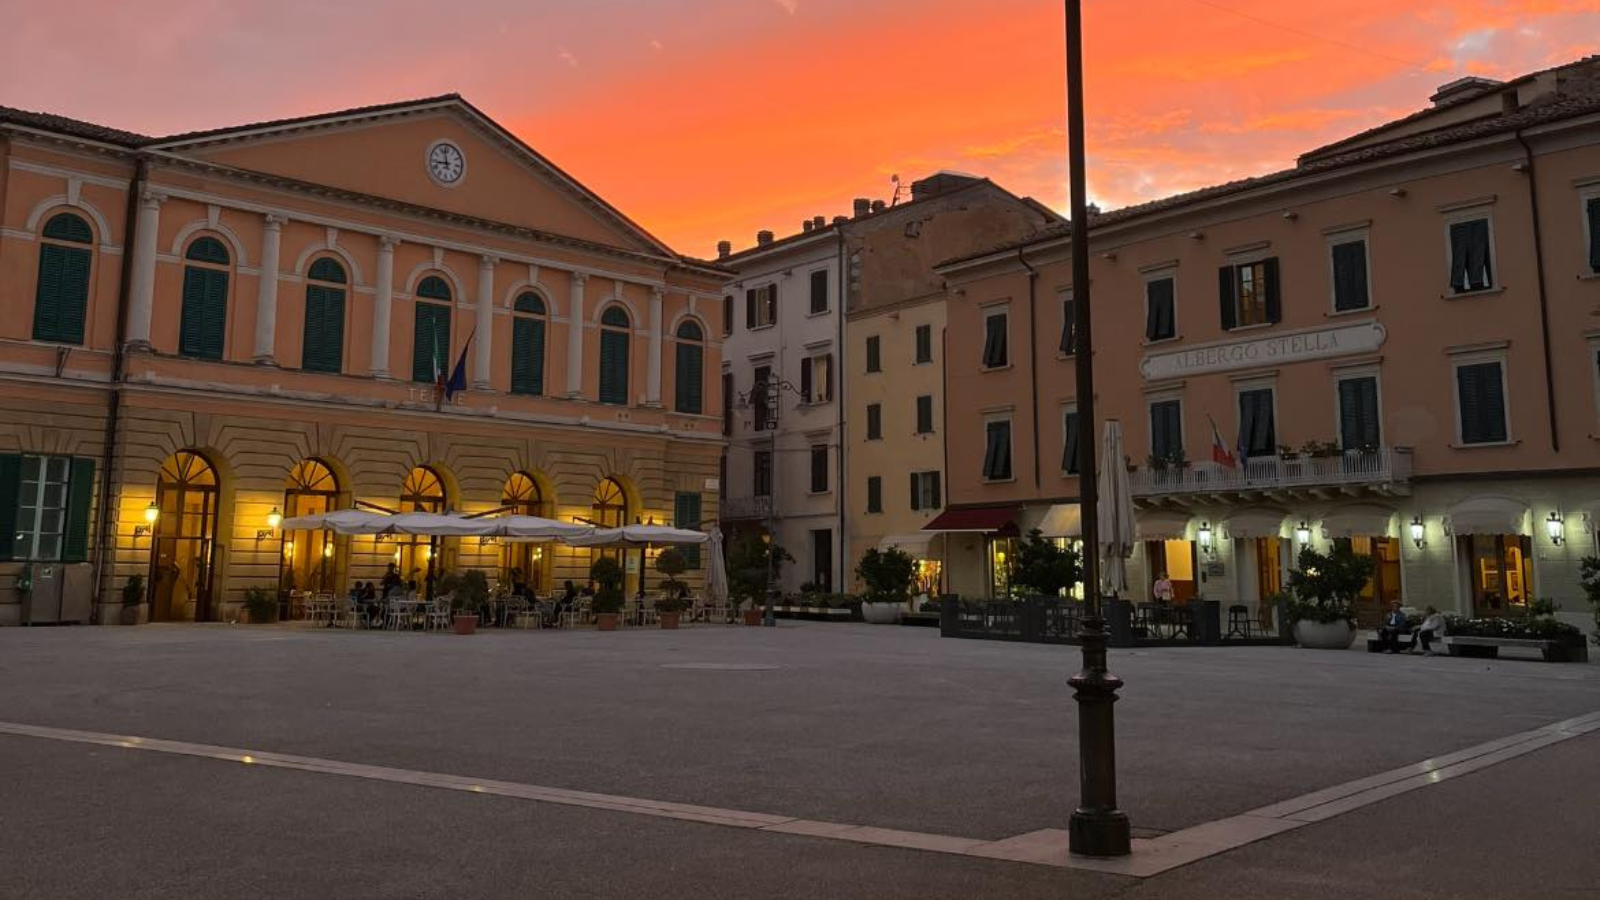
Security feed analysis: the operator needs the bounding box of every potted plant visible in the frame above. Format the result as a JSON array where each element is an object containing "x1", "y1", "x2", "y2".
[
  {"x1": 438, "y1": 569, "x2": 488, "y2": 635},
  {"x1": 589, "y1": 557, "x2": 625, "y2": 631},
  {"x1": 1009, "y1": 528, "x2": 1082, "y2": 602},
  {"x1": 241, "y1": 584, "x2": 279, "y2": 624},
  {"x1": 856, "y1": 546, "x2": 916, "y2": 624},
  {"x1": 1285, "y1": 544, "x2": 1373, "y2": 649},
  {"x1": 120, "y1": 573, "x2": 146, "y2": 626},
  {"x1": 1581, "y1": 557, "x2": 1600, "y2": 648},
  {"x1": 726, "y1": 532, "x2": 792, "y2": 625},
  {"x1": 653, "y1": 548, "x2": 692, "y2": 629}
]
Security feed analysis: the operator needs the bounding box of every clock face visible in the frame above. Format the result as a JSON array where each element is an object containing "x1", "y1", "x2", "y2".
[{"x1": 426, "y1": 141, "x2": 465, "y2": 185}]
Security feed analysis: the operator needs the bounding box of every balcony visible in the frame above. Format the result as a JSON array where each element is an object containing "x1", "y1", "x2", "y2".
[
  {"x1": 720, "y1": 495, "x2": 773, "y2": 521},
  {"x1": 1130, "y1": 448, "x2": 1412, "y2": 504}
]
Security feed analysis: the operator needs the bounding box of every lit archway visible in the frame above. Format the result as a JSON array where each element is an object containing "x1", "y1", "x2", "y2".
[
  {"x1": 149, "y1": 451, "x2": 220, "y2": 622},
  {"x1": 502, "y1": 471, "x2": 551, "y2": 592},
  {"x1": 280, "y1": 459, "x2": 342, "y2": 602},
  {"x1": 396, "y1": 466, "x2": 448, "y2": 593}
]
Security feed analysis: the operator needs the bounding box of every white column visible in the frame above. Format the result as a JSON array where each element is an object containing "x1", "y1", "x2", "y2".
[
  {"x1": 566, "y1": 271, "x2": 588, "y2": 398},
  {"x1": 124, "y1": 190, "x2": 165, "y2": 350},
  {"x1": 646, "y1": 286, "x2": 664, "y2": 407},
  {"x1": 371, "y1": 235, "x2": 396, "y2": 378},
  {"x1": 474, "y1": 254, "x2": 496, "y2": 389},
  {"x1": 252, "y1": 214, "x2": 285, "y2": 364}
]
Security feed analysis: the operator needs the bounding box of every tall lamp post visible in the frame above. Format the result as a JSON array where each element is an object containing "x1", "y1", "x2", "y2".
[
  {"x1": 1065, "y1": 0, "x2": 1131, "y2": 858},
  {"x1": 737, "y1": 375, "x2": 800, "y2": 626}
]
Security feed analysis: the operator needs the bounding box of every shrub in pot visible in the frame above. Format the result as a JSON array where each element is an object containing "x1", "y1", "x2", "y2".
[
  {"x1": 1008, "y1": 528, "x2": 1082, "y2": 602},
  {"x1": 856, "y1": 547, "x2": 916, "y2": 624},
  {"x1": 726, "y1": 532, "x2": 792, "y2": 625},
  {"x1": 120, "y1": 574, "x2": 146, "y2": 626},
  {"x1": 590, "y1": 557, "x2": 625, "y2": 631},
  {"x1": 654, "y1": 593, "x2": 691, "y2": 629},
  {"x1": 241, "y1": 584, "x2": 279, "y2": 624},
  {"x1": 438, "y1": 569, "x2": 489, "y2": 634},
  {"x1": 1286, "y1": 544, "x2": 1373, "y2": 649},
  {"x1": 1580, "y1": 557, "x2": 1600, "y2": 648}
]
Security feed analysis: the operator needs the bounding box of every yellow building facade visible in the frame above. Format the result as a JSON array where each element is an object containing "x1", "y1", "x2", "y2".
[{"x1": 0, "y1": 96, "x2": 726, "y2": 625}]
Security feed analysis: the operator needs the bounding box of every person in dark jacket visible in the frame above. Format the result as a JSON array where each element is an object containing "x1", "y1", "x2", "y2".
[{"x1": 1377, "y1": 601, "x2": 1410, "y2": 653}]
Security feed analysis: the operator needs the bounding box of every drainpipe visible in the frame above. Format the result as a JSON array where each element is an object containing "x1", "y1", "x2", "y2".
[
  {"x1": 1017, "y1": 249, "x2": 1042, "y2": 491},
  {"x1": 939, "y1": 320, "x2": 950, "y2": 596},
  {"x1": 1514, "y1": 129, "x2": 1559, "y2": 453},
  {"x1": 91, "y1": 156, "x2": 147, "y2": 615},
  {"x1": 835, "y1": 230, "x2": 847, "y2": 593}
]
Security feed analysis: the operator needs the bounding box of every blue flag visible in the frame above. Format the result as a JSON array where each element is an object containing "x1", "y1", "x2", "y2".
[{"x1": 445, "y1": 330, "x2": 474, "y2": 401}]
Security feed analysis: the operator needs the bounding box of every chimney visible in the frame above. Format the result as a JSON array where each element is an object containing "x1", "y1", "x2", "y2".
[
  {"x1": 716, "y1": 240, "x2": 731, "y2": 260},
  {"x1": 802, "y1": 220, "x2": 815, "y2": 233},
  {"x1": 832, "y1": 216, "x2": 848, "y2": 226},
  {"x1": 853, "y1": 198, "x2": 871, "y2": 218},
  {"x1": 1429, "y1": 76, "x2": 1504, "y2": 108},
  {"x1": 757, "y1": 230, "x2": 774, "y2": 247},
  {"x1": 813, "y1": 215, "x2": 826, "y2": 230},
  {"x1": 871, "y1": 200, "x2": 886, "y2": 213}
]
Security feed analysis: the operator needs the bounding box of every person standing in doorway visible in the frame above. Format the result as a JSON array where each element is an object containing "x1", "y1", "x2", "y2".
[{"x1": 1152, "y1": 572, "x2": 1174, "y2": 604}]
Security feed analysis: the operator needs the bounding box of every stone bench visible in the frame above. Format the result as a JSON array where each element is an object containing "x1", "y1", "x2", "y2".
[
  {"x1": 1446, "y1": 635, "x2": 1589, "y2": 663},
  {"x1": 1365, "y1": 631, "x2": 1418, "y2": 653}
]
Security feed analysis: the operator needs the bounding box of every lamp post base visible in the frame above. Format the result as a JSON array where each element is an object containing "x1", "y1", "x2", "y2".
[
  {"x1": 1069, "y1": 614, "x2": 1132, "y2": 858},
  {"x1": 1068, "y1": 809, "x2": 1131, "y2": 858}
]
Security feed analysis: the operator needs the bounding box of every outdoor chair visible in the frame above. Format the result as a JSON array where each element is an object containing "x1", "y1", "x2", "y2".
[
  {"x1": 561, "y1": 598, "x2": 592, "y2": 629},
  {"x1": 336, "y1": 598, "x2": 366, "y2": 629},
  {"x1": 1226, "y1": 604, "x2": 1252, "y2": 639},
  {"x1": 426, "y1": 595, "x2": 452, "y2": 632},
  {"x1": 1135, "y1": 602, "x2": 1160, "y2": 638},
  {"x1": 507, "y1": 597, "x2": 540, "y2": 630}
]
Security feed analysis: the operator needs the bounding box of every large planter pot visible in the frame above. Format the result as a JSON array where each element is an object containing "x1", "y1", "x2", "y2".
[
  {"x1": 861, "y1": 602, "x2": 903, "y2": 625},
  {"x1": 658, "y1": 611, "x2": 681, "y2": 630},
  {"x1": 1294, "y1": 619, "x2": 1356, "y2": 650},
  {"x1": 595, "y1": 612, "x2": 620, "y2": 632},
  {"x1": 119, "y1": 604, "x2": 146, "y2": 626},
  {"x1": 452, "y1": 614, "x2": 478, "y2": 635},
  {"x1": 742, "y1": 609, "x2": 763, "y2": 626}
]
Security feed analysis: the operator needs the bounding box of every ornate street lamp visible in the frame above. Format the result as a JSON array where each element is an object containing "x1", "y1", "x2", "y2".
[
  {"x1": 1064, "y1": 0, "x2": 1130, "y2": 858},
  {"x1": 736, "y1": 375, "x2": 801, "y2": 626}
]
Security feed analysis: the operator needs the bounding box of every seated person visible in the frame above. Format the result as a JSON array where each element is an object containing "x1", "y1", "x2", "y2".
[
  {"x1": 1377, "y1": 600, "x2": 1410, "y2": 653},
  {"x1": 358, "y1": 582, "x2": 376, "y2": 602},
  {"x1": 1412, "y1": 606, "x2": 1445, "y2": 656},
  {"x1": 380, "y1": 563, "x2": 402, "y2": 597}
]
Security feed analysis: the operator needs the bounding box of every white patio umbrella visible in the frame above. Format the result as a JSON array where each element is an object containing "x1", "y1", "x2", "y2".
[
  {"x1": 706, "y1": 527, "x2": 729, "y2": 604},
  {"x1": 561, "y1": 524, "x2": 708, "y2": 548},
  {"x1": 280, "y1": 508, "x2": 395, "y2": 535},
  {"x1": 1096, "y1": 419, "x2": 1136, "y2": 598},
  {"x1": 389, "y1": 511, "x2": 496, "y2": 537},
  {"x1": 489, "y1": 515, "x2": 594, "y2": 541}
]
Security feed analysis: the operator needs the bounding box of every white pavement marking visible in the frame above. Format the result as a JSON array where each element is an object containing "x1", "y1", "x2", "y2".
[{"x1": 2, "y1": 710, "x2": 1596, "y2": 878}]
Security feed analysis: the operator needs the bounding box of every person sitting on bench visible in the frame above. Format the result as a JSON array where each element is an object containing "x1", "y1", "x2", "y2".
[
  {"x1": 1377, "y1": 601, "x2": 1410, "y2": 653},
  {"x1": 1411, "y1": 606, "x2": 1445, "y2": 656}
]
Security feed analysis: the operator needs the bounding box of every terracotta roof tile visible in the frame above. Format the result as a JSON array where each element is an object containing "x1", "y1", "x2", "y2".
[
  {"x1": 0, "y1": 105, "x2": 148, "y2": 146},
  {"x1": 147, "y1": 94, "x2": 462, "y2": 146}
]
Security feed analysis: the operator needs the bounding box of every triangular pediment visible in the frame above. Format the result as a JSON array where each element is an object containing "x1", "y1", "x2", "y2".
[{"x1": 148, "y1": 97, "x2": 673, "y2": 257}]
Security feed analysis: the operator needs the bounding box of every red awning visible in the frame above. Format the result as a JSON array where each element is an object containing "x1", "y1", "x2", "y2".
[{"x1": 922, "y1": 506, "x2": 1020, "y2": 535}]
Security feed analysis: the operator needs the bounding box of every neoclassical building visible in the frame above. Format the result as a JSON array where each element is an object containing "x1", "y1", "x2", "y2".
[{"x1": 0, "y1": 96, "x2": 726, "y2": 624}]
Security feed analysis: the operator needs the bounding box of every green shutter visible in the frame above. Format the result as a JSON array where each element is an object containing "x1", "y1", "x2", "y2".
[
  {"x1": 1587, "y1": 198, "x2": 1600, "y2": 274},
  {"x1": 33, "y1": 244, "x2": 91, "y2": 344},
  {"x1": 180, "y1": 267, "x2": 227, "y2": 360},
  {"x1": 674, "y1": 492, "x2": 702, "y2": 568},
  {"x1": 1332, "y1": 242, "x2": 1369, "y2": 311},
  {"x1": 599, "y1": 330, "x2": 629, "y2": 404},
  {"x1": 1218, "y1": 266, "x2": 1237, "y2": 330},
  {"x1": 511, "y1": 317, "x2": 545, "y2": 396},
  {"x1": 302, "y1": 285, "x2": 345, "y2": 373},
  {"x1": 412, "y1": 301, "x2": 450, "y2": 383},
  {"x1": 675, "y1": 343, "x2": 703, "y2": 414},
  {"x1": 0, "y1": 454, "x2": 19, "y2": 561},
  {"x1": 62, "y1": 457, "x2": 95, "y2": 562}
]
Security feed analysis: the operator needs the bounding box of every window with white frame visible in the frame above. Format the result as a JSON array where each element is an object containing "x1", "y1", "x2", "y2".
[
  {"x1": 14, "y1": 455, "x2": 70, "y2": 561},
  {"x1": 1335, "y1": 372, "x2": 1382, "y2": 449},
  {"x1": 809, "y1": 443, "x2": 830, "y2": 493},
  {"x1": 982, "y1": 306, "x2": 1009, "y2": 369},
  {"x1": 745, "y1": 284, "x2": 777, "y2": 329},
  {"x1": 1236, "y1": 385, "x2": 1276, "y2": 458},
  {"x1": 809, "y1": 269, "x2": 829, "y2": 315},
  {"x1": 1328, "y1": 231, "x2": 1371, "y2": 312},
  {"x1": 1219, "y1": 257, "x2": 1281, "y2": 329},
  {"x1": 1451, "y1": 351, "x2": 1510, "y2": 445},
  {"x1": 1148, "y1": 397, "x2": 1184, "y2": 462},
  {"x1": 1446, "y1": 211, "x2": 1496, "y2": 294}
]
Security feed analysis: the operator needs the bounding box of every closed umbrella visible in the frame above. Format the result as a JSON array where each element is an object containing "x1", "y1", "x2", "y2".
[
  {"x1": 706, "y1": 527, "x2": 729, "y2": 604},
  {"x1": 1096, "y1": 420, "x2": 1136, "y2": 598}
]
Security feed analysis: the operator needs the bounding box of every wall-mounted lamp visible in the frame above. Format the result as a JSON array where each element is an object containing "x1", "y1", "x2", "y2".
[
  {"x1": 1546, "y1": 511, "x2": 1565, "y2": 546},
  {"x1": 322, "y1": 542, "x2": 334, "y2": 558},
  {"x1": 1409, "y1": 516, "x2": 1426, "y2": 549},
  {"x1": 256, "y1": 506, "x2": 282, "y2": 542},
  {"x1": 1294, "y1": 521, "x2": 1312, "y2": 544},
  {"x1": 134, "y1": 501, "x2": 159, "y2": 537},
  {"x1": 1196, "y1": 521, "x2": 1214, "y2": 555}
]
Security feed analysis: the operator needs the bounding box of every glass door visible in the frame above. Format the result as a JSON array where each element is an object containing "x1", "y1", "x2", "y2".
[{"x1": 149, "y1": 452, "x2": 219, "y2": 622}]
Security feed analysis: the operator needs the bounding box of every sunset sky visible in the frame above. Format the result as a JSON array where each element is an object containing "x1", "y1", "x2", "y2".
[{"x1": 4, "y1": 0, "x2": 1596, "y2": 257}]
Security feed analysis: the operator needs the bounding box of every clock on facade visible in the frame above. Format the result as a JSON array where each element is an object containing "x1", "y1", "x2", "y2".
[{"x1": 425, "y1": 140, "x2": 465, "y2": 186}]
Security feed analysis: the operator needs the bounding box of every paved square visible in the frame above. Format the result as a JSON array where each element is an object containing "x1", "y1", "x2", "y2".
[{"x1": 0, "y1": 622, "x2": 1596, "y2": 898}]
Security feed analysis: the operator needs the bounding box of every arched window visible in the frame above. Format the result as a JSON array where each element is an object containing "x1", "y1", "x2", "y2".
[
  {"x1": 179, "y1": 236, "x2": 231, "y2": 359},
  {"x1": 510, "y1": 292, "x2": 547, "y2": 396},
  {"x1": 592, "y1": 477, "x2": 628, "y2": 528},
  {"x1": 598, "y1": 306, "x2": 630, "y2": 405},
  {"x1": 149, "y1": 451, "x2": 220, "y2": 622},
  {"x1": 502, "y1": 471, "x2": 549, "y2": 590},
  {"x1": 33, "y1": 212, "x2": 93, "y2": 345},
  {"x1": 302, "y1": 258, "x2": 347, "y2": 374},
  {"x1": 674, "y1": 319, "x2": 705, "y2": 414},
  {"x1": 412, "y1": 275, "x2": 452, "y2": 383},
  {"x1": 281, "y1": 459, "x2": 342, "y2": 596},
  {"x1": 396, "y1": 466, "x2": 448, "y2": 587}
]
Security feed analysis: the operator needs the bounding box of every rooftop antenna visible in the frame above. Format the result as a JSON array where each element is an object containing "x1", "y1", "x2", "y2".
[{"x1": 890, "y1": 174, "x2": 903, "y2": 206}]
